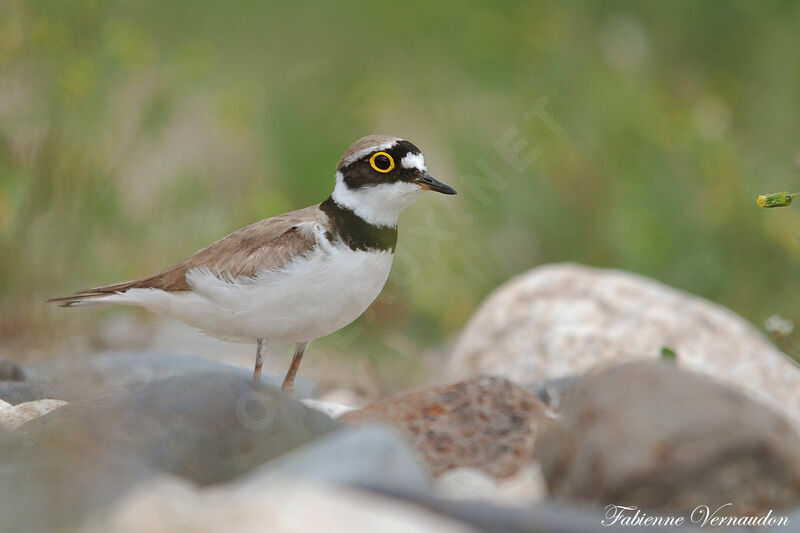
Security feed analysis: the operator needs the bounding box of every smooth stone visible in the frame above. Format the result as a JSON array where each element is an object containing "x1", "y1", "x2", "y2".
[
  {"x1": 241, "y1": 425, "x2": 430, "y2": 494},
  {"x1": 21, "y1": 372, "x2": 337, "y2": 485},
  {"x1": 1, "y1": 372, "x2": 336, "y2": 532},
  {"x1": 0, "y1": 424, "x2": 20, "y2": 447},
  {"x1": 0, "y1": 398, "x2": 68, "y2": 430},
  {"x1": 301, "y1": 398, "x2": 357, "y2": 418},
  {"x1": 434, "y1": 467, "x2": 498, "y2": 500},
  {"x1": 370, "y1": 489, "x2": 700, "y2": 533},
  {"x1": 0, "y1": 436, "x2": 155, "y2": 533},
  {"x1": 341, "y1": 376, "x2": 547, "y2": 479},
  {"x1": 526, "y1": 375, "x2": 582, "y2": 411},
  {"x1": 435, "y1": 465, "x2": 546, "y2": 504},
  {"x1": 0, "y1": 381, "x2": 49, "y2": 405},
  {"x1": 536, "y1": 360, "x2": 800, "y2": 515},
  {"x1": 450, "y1": 263, "x2": 800, "y2": 428},
  {"x1": 79, "y1": 477, "x2": 476, "y2": 533},
  {"x1": 0, "y1": 359, "x2": 25, "y2": 381},
  {"x1": 24, "y1": 351, "x2": 316, "y2": 401}
]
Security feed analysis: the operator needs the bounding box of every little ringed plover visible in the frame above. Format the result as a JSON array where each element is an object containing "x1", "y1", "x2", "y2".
[{"x1": 50, "y1": 135, "x2": 457, "y2": 392}]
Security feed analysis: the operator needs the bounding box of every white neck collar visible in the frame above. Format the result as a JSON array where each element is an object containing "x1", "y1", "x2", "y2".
[{"x1": 330, "y1": 171, "x2": 422, "y2": 227}]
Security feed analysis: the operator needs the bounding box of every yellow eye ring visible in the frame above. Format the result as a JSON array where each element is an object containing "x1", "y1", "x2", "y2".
[{"x1": 369, "y1": 151, "x2": 395, "y2": 173}]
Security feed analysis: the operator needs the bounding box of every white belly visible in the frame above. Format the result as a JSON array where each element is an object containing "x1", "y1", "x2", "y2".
[{"x1": 112, "y1": 245, "x2": 394, "y2": 343}]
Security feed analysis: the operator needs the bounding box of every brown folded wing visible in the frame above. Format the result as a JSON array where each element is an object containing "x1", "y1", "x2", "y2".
[{"x1": 49, "y1": 205, "x2": 327, "y2": 305}]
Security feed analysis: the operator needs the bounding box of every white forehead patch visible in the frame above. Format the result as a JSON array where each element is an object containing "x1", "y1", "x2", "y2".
[
  {"x1": 340, "y1": 139, "x2": 398, "y2": 168},
  {"x1": 400, "y1": 152, "x2": 426, "y2": 172}
]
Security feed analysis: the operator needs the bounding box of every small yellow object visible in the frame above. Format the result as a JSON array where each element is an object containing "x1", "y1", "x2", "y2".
[
  {"x1": 757, "y1": 192, "x2": 795, "y2": 208},
  {"x1": 369, "y1": 151, "x2": 395, "y2": 173}
]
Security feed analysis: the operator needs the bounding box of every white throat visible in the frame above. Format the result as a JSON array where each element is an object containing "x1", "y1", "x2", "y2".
[{"x1": 331, "y1": 171, "x2": 423, "y2": 227}]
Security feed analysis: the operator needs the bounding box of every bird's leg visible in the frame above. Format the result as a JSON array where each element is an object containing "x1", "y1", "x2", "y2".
[
  {"x1": 281, "y1": 341, "x2": 309, "y2": 393},
  {"x1": 253, "y1": 338, "x2": 268, "y2": 382}
]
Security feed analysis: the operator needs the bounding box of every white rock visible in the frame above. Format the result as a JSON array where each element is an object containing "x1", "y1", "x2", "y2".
[
  {"x1": 435, "y1": 465, "x2": 546, "y2": 504},
  {"x1": 450, "y1": 263, "x2": 800, "y2": 427},
  {"x1": 301, "y1": 398, "x2": 356, "y2": 418},
  {"x1": 0, "y1": 399, "x2": 23, "y2": 429},
  {"x1": 80, "y1": 476, "x2": 476, "y2": 533},
  {"x1": 319, "y1": 388, "x2": 366, "y2": 409},
  {"x1": 494, "y1": 464, "x2": 547, "y2": 503},
  {"x1": 0, "y1": 398, "x2": 68, "y2": 430},
  {"x1": 435, "y1": 468, "x2": 498, "y2": 500},
  {"x1": 238, "y1": 425, "x2": 431, "y2": 493}
]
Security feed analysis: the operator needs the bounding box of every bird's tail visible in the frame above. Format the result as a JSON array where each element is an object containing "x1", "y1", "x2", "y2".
[
  {"x1": 47, "y1": 292, "x2": 118, "y2": 307},
  {"x1": 47, "y1": 278, "x2": 145, "y2": 308}
]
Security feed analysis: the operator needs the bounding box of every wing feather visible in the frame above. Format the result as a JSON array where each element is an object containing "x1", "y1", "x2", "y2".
[{"x1": 49, "y1": 204, "x2": 327, "y2": 306}]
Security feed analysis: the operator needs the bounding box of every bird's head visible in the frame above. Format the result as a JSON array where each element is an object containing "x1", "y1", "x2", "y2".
[{"x1": 331, "y1": 135, "x2": 457, "y2": 227}]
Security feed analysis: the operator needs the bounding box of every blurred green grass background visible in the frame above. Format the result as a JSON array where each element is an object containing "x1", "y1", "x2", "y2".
[{"x1": 2, "y1": 0, "x2": 800, "y2": 363}]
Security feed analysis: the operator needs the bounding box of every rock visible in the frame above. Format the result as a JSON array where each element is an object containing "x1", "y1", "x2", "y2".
[
  {"x1": 0, "y1": 398, "x2": 68, "y2": 429},
  {"x1": 0, "y1": 381, "x2": 49, "y2": 405},
  {"x1": 0, "y1": 359, "x2": 25, "y2": 381},
  {"x1": 1, "y1": 399, "x2": 24, "y2": 429},
  {"x1": 375, "y1": 489, "x2": 691, "y2": 533},
  {"x1": 318, "y1": 387, "x2": 366, "y2": 409},
  {"x1": 1, "y1": 372, "x2": 336, "y2": 532},
  {"x1": 242, "y1": 425, "x2": 430, "y2": 493},
  {"x1": 24, "y1": 351, "x2": 316, "y2": 401},
  {"x1": 21, "y1": 372, "x2": 337, "y2": 485},
  {"x1": 450, "y1": 263, "x2": 800, "y2": 427},
  {"x1": 79, "y1": 477, "x2": 477, "y2": 533},
  {"x1": 526, "y1": 375, "x2": 582, "y2": 411},
  {"x1": 536, "y1": 360, "x2": 800, "y2": 515},
  {"x1": 767, "y1": 508, "x2": 800, "y2": 532},
  {"x1": 434, "y1": 465, "x2": 546, "y2": 504},
  {"x1": 341, "y1": 376, "x2": 547, "y2": 478},
  {"x1": 434, "y1": 468, "x2": 498, "y2": 500},
  {"x1": 0, "y1": 434, "x2": 156, "y2": 533},
  {"x1": 301, "y1": 398, "x2": 357, "y2": 418}
]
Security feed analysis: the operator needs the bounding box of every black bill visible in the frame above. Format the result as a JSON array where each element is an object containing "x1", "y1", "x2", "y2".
[{"x1": 414, "y1": 173, "x2": 457, "y2": 195}]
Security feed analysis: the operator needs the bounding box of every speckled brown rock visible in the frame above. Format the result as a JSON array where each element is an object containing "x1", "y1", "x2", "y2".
[
  {"x1": 341, "y1": 376, "x2": 547, "y2": 479},
  {"x1": 450, "y1": 263, "x2": 800, "y2": 428},
  {"x1": 536, "y1": 360, "x2": 800, "y2": 515}
]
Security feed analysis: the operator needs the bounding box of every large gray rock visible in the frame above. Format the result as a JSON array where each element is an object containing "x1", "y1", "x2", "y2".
[
  {"x1": 450, "y1": 263, "x2": 800, "y2": 427},
  {"x1": 21, "y1": 372, "x2": 336, "y2": 484},
  {"x1": 377, "y1": 491, "x2": 710, "y2": 533},
  {"x1": 84, "y1": 476, "x2": 726, "y2": 533},
  {"x1": 24, "y1": 351, "x2": 316, "y2": 401},
  {"x1": 242, "y1": 425, "x2": 431, "y2": 493},
  {"x1": 0, "y1": 433, "x2": 155, "y2": 533},
  {"x1": 341, "y1": 376, "x2": 547, "y2": 479},
  {"x1": 79, "y1": 477, "x2": 476, "y2": 533},
  {"x1": 0, "y1": 359, "x2": 25, "y2": 381},
  {"x1": 0, "y1": 381, "x2": 48, "y2": 405},
  {"x1": 1, "y1": 372, "x2": 336, "y2": 532},
  {"x1": 536, "y1": 361, "x2": 800, "y2": 515}
]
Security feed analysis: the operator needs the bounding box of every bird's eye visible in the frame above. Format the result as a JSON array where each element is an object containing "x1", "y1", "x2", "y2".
[{"x1": 369, "y1": 152, "x2": 395, "y2": 173}]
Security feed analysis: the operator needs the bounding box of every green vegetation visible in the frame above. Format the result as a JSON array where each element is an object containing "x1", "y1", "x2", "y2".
[
  {"x1": 758, "y1": 192, "x2": 798, "y2": 208},
  {"x1": 660, "y1": 346, "x2": 678, "y2": 363},
  {"x1": 2, "y1": 1, "x2": 800, "y2": 362}
]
